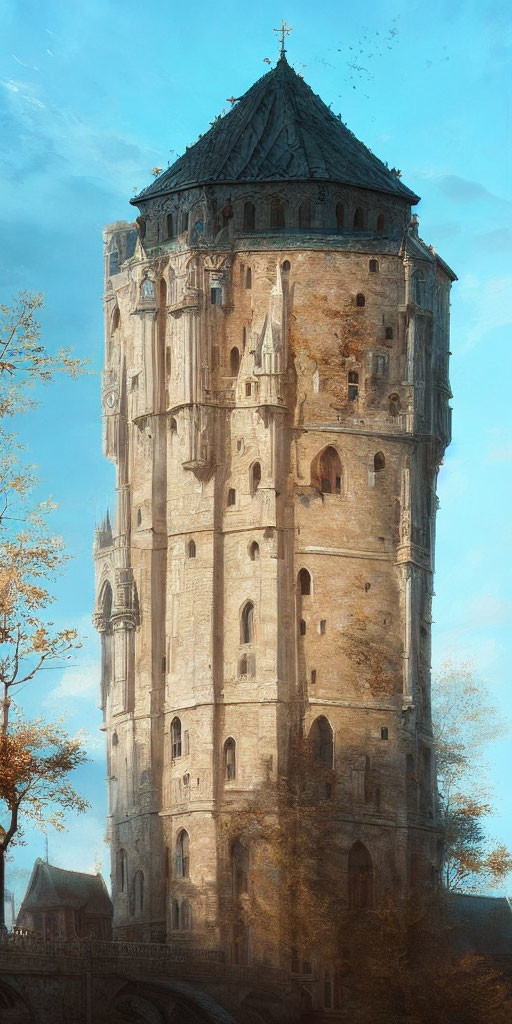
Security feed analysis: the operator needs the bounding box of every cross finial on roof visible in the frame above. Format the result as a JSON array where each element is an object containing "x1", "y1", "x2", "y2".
[{"x1": 274, "y1": 19, "x2": 293, "y2": 59}]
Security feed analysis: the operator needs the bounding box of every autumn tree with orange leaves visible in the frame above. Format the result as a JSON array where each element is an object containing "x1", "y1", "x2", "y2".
[{"x1": 0, "y1": 292, "x2": 90, "y2": 930}]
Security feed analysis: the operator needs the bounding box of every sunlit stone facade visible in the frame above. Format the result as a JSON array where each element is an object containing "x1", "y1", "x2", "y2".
[{"x1": 93, "y1": 55, "x2": 456, "y2": 971}]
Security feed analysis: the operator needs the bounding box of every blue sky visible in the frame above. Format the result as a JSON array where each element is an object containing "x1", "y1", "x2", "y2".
[{"x1": 1, "y1": 0, "x2": 511, "y2": 909}]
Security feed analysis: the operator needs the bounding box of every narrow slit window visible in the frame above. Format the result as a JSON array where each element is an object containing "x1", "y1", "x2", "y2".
[
  {"x1": 250, "y1": 462, "x2": 261, "y2": 493},
  {"x1": 188, "y1": 539, "x2": 196, "y2": 558},
  {"x1": 354, "y1": 207, "x2": 365, "y2": 229},
  {"x1": 171, "y1": 717, "x2": 182, "y2": 759},
  {"x1": 243, "y1": 202, "x2": 255, "y2": 231},
  {"x1": 377, "y1": 214, "x2": 385, "y2": 233},
  {"x1": 249, "y1": 541, "x2": 260, "y2": 560},
  {"x1": 299, "y1": 619, "x2": 306, "y2": 636},
  {"x1": 245, "y1": 267, "x2": 252, "y2": 289},
  {"x1": 319, "y1": 619, "x2": 326, "y2": 635},
  {"x1": 348, "y1": 371, "x2": 359, "y2": 401},
  {"x1": 298, "y1": 200, "x2": 311, "y2": 229},
  {"x1": 227, "y1": 488, "x2": 236, "y2": 507},
  {"x1": 336, "y1": 202, "x2": 344, "y2": 231},
  {"x1": 356, "y1": 293, "x2": 366, "y2": 307},
  {"x1": 230, "y1": 347, "x2": 240, "y2": 376},
  {"x1": 270, "y1": 197, "x2": 285, "y2": 229},
  {"x1": 241, "y1": 602, "x2": 254, "y2": 644},
  {"x1": 224, "y1": 738, "x2": 236, "y2": 781}
]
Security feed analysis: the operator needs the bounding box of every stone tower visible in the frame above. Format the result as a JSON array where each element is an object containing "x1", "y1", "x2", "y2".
[{"x1": 94, "y1": 51, "x2": 455, "y2": 959}]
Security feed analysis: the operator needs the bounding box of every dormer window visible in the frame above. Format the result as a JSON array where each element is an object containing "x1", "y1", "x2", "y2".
[
  {"x1": 354, "y1": 207, "x2": 365, "y2": 229},
  {"x1": 270, "y1": 197, "x2": 285, "y2": 229}
]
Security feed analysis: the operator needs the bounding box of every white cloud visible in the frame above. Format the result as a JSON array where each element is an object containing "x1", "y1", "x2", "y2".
[{"x1": 44, "y1": 660, "x2": 99, "y2": 706}]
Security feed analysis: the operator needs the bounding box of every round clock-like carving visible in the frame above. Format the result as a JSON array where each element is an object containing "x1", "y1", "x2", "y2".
[{"x1": 104, "y1": 391, "x2": 116, "y2": 410}]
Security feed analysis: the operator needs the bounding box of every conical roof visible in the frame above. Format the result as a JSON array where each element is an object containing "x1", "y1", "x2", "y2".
[{"x1": 132, "y1": 56, "x2": 418, "y2": 205}]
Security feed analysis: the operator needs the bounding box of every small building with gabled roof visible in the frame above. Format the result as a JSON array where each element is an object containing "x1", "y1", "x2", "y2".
[{"x1": 16, "y1": 859, "x2": 112, "y2": 940}]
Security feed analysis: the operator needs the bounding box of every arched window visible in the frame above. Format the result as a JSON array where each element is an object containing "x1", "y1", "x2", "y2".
[
  {"x1": 353, "y1": 207, "x2": 365, "y2": 229},
  {"x1": 170, "y1": 416, "x2": 177, "y2": 433},
  {"x1": 281, "y1": 259, "x2": 291, "y2": 273},
  {"x1": 385, "y1": 326, "x2": 394, "y2": 340},
  {"x1": 249, "y1": 541, "x2": 260, "y2": 560},
  {"x1": 356, "y1": 293, "x2": 366, "y2": 307},
  {"x1": 117, "y1": 849, "x2": 127, "y2": 892},
  {"x1": 111, "y1": 306, "x2": 120, "y2": 333},
  {"x1": 181, "y1": 210, "x2": 189, "y2": 233},
  {"x1": 250, "y1": 462, "x2": 261, "y2": 494},
  {"x1": 298, "y1": 568, "x2": 311, "y2": 596},
  {"x1": 188, "y1": 539, "x2": 196, "y2": 558},
  {"x1": 176, "y1": 829, "x2": 190, "y2": 878},
  {"x1": 299, "y1": 618, "x2": 306, "y2": 636},
  {"x1": 171, "y1": 717, "x2": 182, "y2": 759},
  {"x1": 348, "y1": 841, "x2": 373, "y2": 909},
  {"x1": 224, "y1": 738, "x2": 236, "y2": 781},
  {"x1": 348, "y1": 371, "x2": 359, "y2": 401},
  {"x1": 133, "y1": 870, "x2": 144, "y2": 915},
  {"x1": 241, "y1": 602, "x2": 254, "y2": 644},
  {"x1": 388, "y1": 393, "x2": 400, "y2": 417},
  {"x1": 230, "y1": 347, "x2": 240, "y2": 376},
  {"x1": 137, "y1": 508, "x2": 142, "y2": 527},
  {"x1": 112, "y1": 731, "x2": 118, "y2": 746},
  {"x1": 336, "y1": 202, "x2": 344, "y2": 231},
  {"x1": 231, "y1": 840, "x2": 249, "y2": 897},
  {"x1": 167, "y1": 213, "x2": 174, "y2": 238},
  {"x1": 239, "y1": 654, "x2": 248, "y2": 677},
  {"x1": 181, "y1": 899, "x2": 192, "y2": 931},
  {"x1": 314, "y1": 446, "x2": 342, "y2": 494},
  {"x1": 298, "y1": 200, "x2": 311, "y2": 229},
  {"x1": 245, "y1": 267, "x2": 252, "y2": 289},
  {"x1": 227, "y1": 488, "x2": 236, "y2": 507},
  {"x1": 377, "y1": 213, "x2": 385, "y2": 233},
  {"x1": 309, "y1": 716, "x2": 333, "y2": 767},
  {"x1": 374, "y1": 452, "x2": 385, "y2": 472},
  {"x1": 171, "y1": 899, "x2": 180, "y2": 930},
  {"x1": 369, "y1": 259, "x2": 379, "y2": 273},
  {"x1": 243, "y1": 202, "x2": 255, "y2": 231},
  {"x1": 270, "y1": 197, "x2": 285, "y2": 229}
]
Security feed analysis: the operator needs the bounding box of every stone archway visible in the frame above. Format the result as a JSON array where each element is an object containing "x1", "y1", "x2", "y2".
[
  {"x1": 104, "y1": 981, "x2": 237, "y2": 1024},
  {"x1": 0, "y1": 981, "x2": 35, "y2": 1024}
]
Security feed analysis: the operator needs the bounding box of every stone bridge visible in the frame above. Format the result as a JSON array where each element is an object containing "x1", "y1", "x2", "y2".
[{"x1": 0, "y1": 935, "x2": 295, "y2": 1024}]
